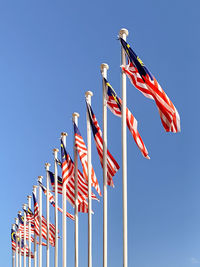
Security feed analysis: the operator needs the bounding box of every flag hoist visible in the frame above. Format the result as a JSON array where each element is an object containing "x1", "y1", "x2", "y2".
[
  {"x1": 53, "y1": 148, "x2": 59, "y2": 267},
  {"x1": 45, "y1": 163, "x2": 51, "y2": 267},
  {"x1": 119, "y1": 28, "x2": 129, "y2": 267},
  {"x1": 18, "y1": 211, "x2": 22, "y2": 267},
  {"x1": 72, "y1": 112, "x2": 80, "y2": 267},
  {"x1": 100, "y1": 63, "x2": 109, "y2": 267},
  {"x1": 27, "y1": 195, "x2": 32, "y2": 267},
  {"x1": 85, "y1": 91, "x2": 93, "y2": 267},
  {"x1": 33, "y1": 185, "x2": 37, "y2": 267},
  {"x1": 15, "y1": 217, "x2": 19, "y2": 267},
  {"x1": 61, "y1": 132, "x2": 68, "y2": 267},
  {"x1": 23, "y1": 204, "x2": 27, "y2": 267},
  {"x1": 38, "y1": 176, "x2": 43, "y2": 267},
  {"x1": 12, "y1": 224, "x2": 16, "y2": 267}
]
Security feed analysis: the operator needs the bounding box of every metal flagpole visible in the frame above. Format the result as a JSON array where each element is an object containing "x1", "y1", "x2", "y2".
[
  {"x1": 100, "y1": 63, "x2": 109, "y2": 267},
  {"x1": 45, "y1": 163, "x2": 51, "y2": 267},
  {"x1": 61, "y1": 132, "x2": 68, "y2": 267},
  {"x1": 33, "y1": 185, "x2": 38, "y2": 267},
  {"x1": 72, "y1": 112, "x2": 79, "y2": 267},
  {"x1": 119, "y1": 28, "x2": 129, "y2": 267},
  {"x1": 38, "y1": 176, "x2": 43, "y2": 267},
  {"x1": 23, "y1": 204, "x2": 27, "y2": 267},
  {"x1": 85, "y1": 91, "x2": 93, "y2": 267},
  {"x1": 18, "y1": 211, "x2": 22, "y2": 267},
  {"x1": 15, "y1": 217, "x2": 19, "y2": 267},
  {"x1": 12, "y1": 224, "x2": 16, "y2": 267},
  {"x1": 27, "y1": 195, "x2": 32, "y2": 267},
  {"x1": 53, "y1": 148, "x2": 59, "y2": 267}
]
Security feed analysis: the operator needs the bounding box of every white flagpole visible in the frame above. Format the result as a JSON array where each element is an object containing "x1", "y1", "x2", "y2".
[
  {"x1": 45, "y1": 163, "x2": 51, "y2": 267},
  {"x1": 12, "y1": 224, "x2": 16, "y2": 267},
  {"x1": 15, "y1": 218, "x2": 19, "y2": 267},
  {"x1": 53, "y1": 148, "x2": 59, "y2": 267},
  {"x1": 72, "y1": 112, "x2": 79, "y2": 267},
  {"x1": 18, "y1": 211, "x2": 22, "y2": 267},
  {"x1": 27, "y1": 195, "x2": 32, "y2": 267},
  {"x1": 61, "y1": 132, "x2": 68, "y2": 267},
  {"x1": 100, "y1": 63, "x2": 109, "y2": 267},
  {"x1": 33, "y1": 185, "x2": 38, "y2": 267},
  {"x1": 119, "y1": 28, "x2": 129, "y2": 267},
  {"x1": 38, "y1": 176, "x2": 43, "y2": 267},
  {"x1": 23, "y1": 204, "x2": 27, "y2": 267},
  {"x1": 85, "y1": 91, "x2": 93, "y2": 267}
]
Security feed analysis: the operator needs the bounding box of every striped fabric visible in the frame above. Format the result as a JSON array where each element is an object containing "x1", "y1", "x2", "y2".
[
  {"x1": 38, "y1": 180, "x2": 74, "y2": 220},
  {"x1": 86, "y1": 100, "x2": 120, "y2": 187},
  {"x1": 105, "y1": 78, "x2": 150, "y2": 159},
  {"x1": 74, "y1": 122, "x2": 101, "y2": 196},
  {"x1": 33, "y1": 192, "x2": 56, "y2": 247},
  {"x1": 120, "y1": 38, "x2": 180, "y2": 133}
]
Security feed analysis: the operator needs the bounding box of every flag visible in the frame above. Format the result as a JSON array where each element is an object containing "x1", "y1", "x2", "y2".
[
  {"x1": 32, "y1": 192, "x2": 56, "y2": 247},
  {"x1": 119, "y1": 37, "x2": 180, "y2": 133},
  {"x1": 74, "y1": 122, "x2": 101, "y2": 196},
  {"x1": 86, "y1": 100, "x2": 120, "y2": 187},
  {"x1": 38, "y1": 180, "x2": 74, "y2": 221},
  {"x1": 105, "y1": 78, "x2": 150, "y2": 159},
  {"x1": 61, "y1": 139, "x2": 74, "y2": 184},
  {"x1": 18, "y1": 213, "x2": 34, "y2": 235}
]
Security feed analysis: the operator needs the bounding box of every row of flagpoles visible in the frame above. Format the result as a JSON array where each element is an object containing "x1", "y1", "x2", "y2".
[{"x1": 11, "y1": 28, "x2": 180, "y2": 267}]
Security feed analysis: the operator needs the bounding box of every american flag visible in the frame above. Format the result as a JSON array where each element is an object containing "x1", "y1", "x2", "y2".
[
  {"x1": 119, "y1": 37, "x2": 180, "y2": 133},
  {"x1": 105, "y1": 78, "x2": 150, "y2": 159},
  {"x1": 74, "y1": 122, "x2": 101, "y2": 196},
  {"x1": 32, "y1": 192, "x2": 56, "y2": 247},
  {"x1": 38, "y1": 180, "x2": 74, "y2": 220},
  {"x1": 86, "y1": 100, "x2": 120, "y2": 187}
]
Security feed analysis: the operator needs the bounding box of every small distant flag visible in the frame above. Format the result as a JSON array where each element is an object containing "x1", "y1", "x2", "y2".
[
  {"x1": 86, "y1": 100, "x2": 120, "y2": 187},
  {"x1": 74, "y1": 122, "x2": 101, "y2": 196},
  {"x1": 105, "y1": 78, "x2": 150, "y2": 159},
  {"x1": 38, "y1": 180, "x2": 74, "y2": 220},
  {"x1": 119, "y1": 37, "x2": 180, "y2": 133}
]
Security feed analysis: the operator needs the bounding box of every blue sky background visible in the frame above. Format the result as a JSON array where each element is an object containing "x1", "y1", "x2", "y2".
[{"x1": 1, "y1": 0, "x2": 199, "y2": 266}]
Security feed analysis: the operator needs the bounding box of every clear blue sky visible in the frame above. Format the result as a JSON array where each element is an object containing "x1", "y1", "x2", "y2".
[{"x1": 1, "y1": 1, "x2": 199, "y2": 266}]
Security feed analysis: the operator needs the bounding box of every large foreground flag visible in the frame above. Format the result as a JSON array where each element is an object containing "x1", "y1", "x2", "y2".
[
  {"x1": 105, "y1": 78, "x2": 150, "y2": 159},
  {"x1": 86, "y1": 100, "x2": 120, "y2": 187},
  {"x1": 119, "y1": 37, "x2": 180, "y2": 133},
  {"x1": 74, "y1": 122, "x2": 101, "y2": 196}
]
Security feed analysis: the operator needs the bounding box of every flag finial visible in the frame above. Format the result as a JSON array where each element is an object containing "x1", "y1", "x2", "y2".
[
  {"x1": 100, "y1": 63, "x2": 109, "y2": 73},
  {"x1": 45, "y1": 162, "x2": 51, "y2": 169},
  {"x1": 72, "y1": 112, "x2": 80, "y2": 119},
  {"x1": 27, "y1": 195, "x2": 32, "y2": 199},
  {"x1": 119, "y1": 28, "x2": 129, "y2": 38},
  {"x1": 61, "y1": 132, "x2": 68, "y2": 137},
  {"x1": 18, "y1": 211, "x2": 22, "y2": 215},
  {"x1": 23, "y1": 204, "x2": 27, "y2": 210},
  {"x1": 85, "y1": 91, "x2": 93, "y2": 97}
]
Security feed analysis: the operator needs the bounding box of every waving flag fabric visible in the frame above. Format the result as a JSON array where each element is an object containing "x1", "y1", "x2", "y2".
[
  {"x1": 74, "y1": 122, "x2": 101, "y2": 196},
  {"x1": 105, "y1": 78, "x2": 150, "y2": 159},
  {"x1": 119, "y1": 37, "x2": 180, "y2": 133},
  {"x1": 32, "y1": 192, "x2": 56, "y2": 247},
  {"x1": 38, "y1": 180, "x2": 74, "y2": 220},
  {"x1": 86, "y1": 100, "x2": 120, "y2": 187}
]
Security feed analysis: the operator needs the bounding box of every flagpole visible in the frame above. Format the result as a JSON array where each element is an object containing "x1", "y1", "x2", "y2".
[
  {"x1": 85, "y1": 91, "x2": 93, "y2": 267},
  {"x1": 15, "y1": 217, "x2": 19, "y2": 267},
  {"x1": 23, "y1": 204, "x2": 27, "y2": 267},
  {"x1": 45, "y1": 163, "x2": 51, "y2": 267},
  {"x1": 100, "y1": 63, "x2": 109, "y2": 267},
  {"x1": 18, "y1": 211, "x2": 22, "y2": 267},
  {"x1": 38, "y1": 176, "x2": 43, "y2": 267},
  {"x1": 119, "y1": 28, "x2": 129, "y2": 267},
  {"x1": 27, "y1": 195, "x2": 32, "y2": 267},
  {"x1": 61, "y1": 132, "x2": 68, "y2": 267},
  {"x1": 72, "y1": 112, "x2": 79, "y2": 267},
  {"x1": 33, "y1": 185, "x2": 38, "y2": 267},
  {"x1": 12, "y1": 224, "x2": 15, "y2": 267},
  {"x1": 53, "y1": 148, "x2": 59, "y2": 267}
]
